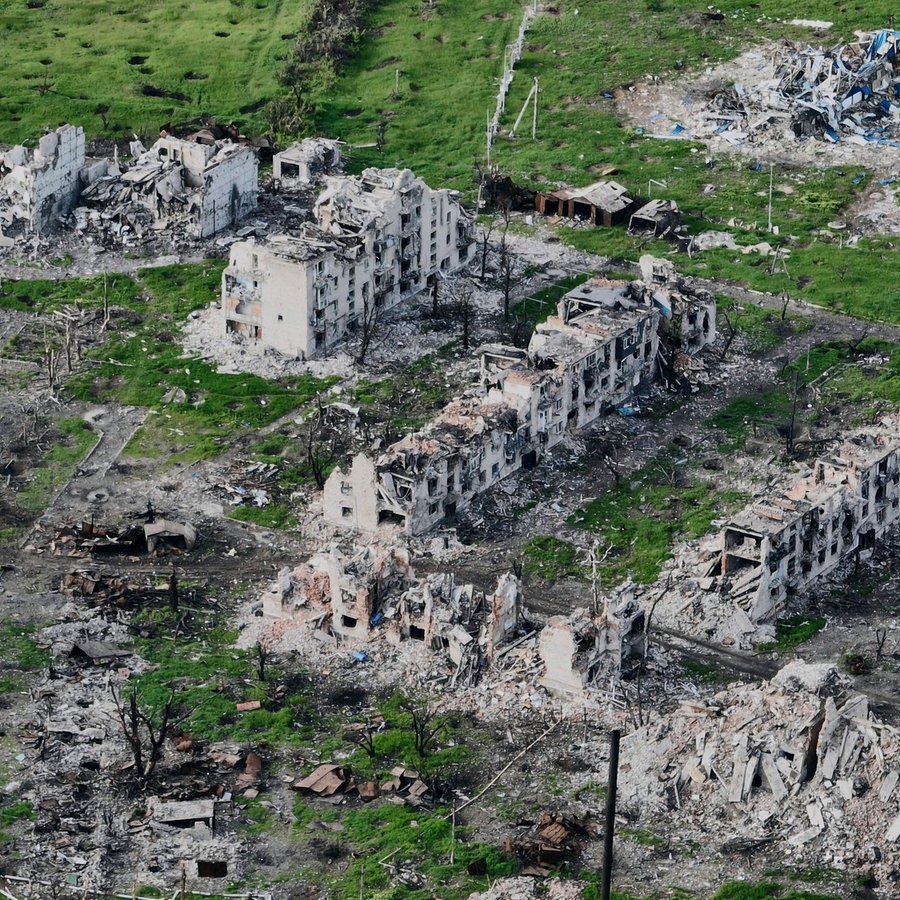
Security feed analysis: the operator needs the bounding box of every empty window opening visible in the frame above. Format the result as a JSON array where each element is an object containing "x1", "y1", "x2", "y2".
[{"x1": 198, "y1": 861, "x2": 228, "y2": 878}]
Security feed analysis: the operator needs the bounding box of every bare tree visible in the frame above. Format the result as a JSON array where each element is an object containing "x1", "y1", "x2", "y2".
[
  {"x1": 478, "y1": 213, "x2": 496, "y2": 281},
  {"x1": 255, "y1": 639, "x2": 273, "y2": 682},
  {"x1": 111, "y1": 684, "x2": 181, "y2": 792},
  {"x1": 354, "y1": 295, "x2": 382, "y2": 364},
  {"x1": 718, "y1": 304, "x2": 737, "y2": 361},
  {"x1": 305, "y1": 396, "x2": 338, "y2": 488},
  {"x1": 401, "y1": 697, "x2": 448, "y2": 759}
]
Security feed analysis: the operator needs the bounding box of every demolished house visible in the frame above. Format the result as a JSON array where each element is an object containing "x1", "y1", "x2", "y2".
[
  {"x1": 260, "y1": 546, "x2": 526, "y2": 682},
  {"x1": 324, "y1": 266, "x2": 716, "y2": 535},
  {"x1": 79, "y1": 135, "x2": 258, "y2": 239},
  {"x1": 0, "y1": 124, "x2": 86, "y2": 234},
  {"x1": 272, "y1": 137, "x2": 343, "y2": 186},
  {"x1": 535, "y1": 180, "x2": 634, "y2": 226},
  {"x1": 710, "y1": 29, "x2": 900, "y2": 146},
  {"x1": 222, "y1": 167, "x2": 474, "y2": 358},
  {"x1": 628, "y1": 199, "x2": 681, "y2": 238}
]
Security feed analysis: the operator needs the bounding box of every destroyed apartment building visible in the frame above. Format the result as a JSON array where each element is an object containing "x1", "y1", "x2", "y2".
[
  {"x1": 0, "y1": 124, "x2": 87, "y2": 234},
  {"x1": 718, "y1": 417, "x2": 900, "y2": 625},
  {"x1": 259, "y1": 545, "x2": 526, "y2": 681},
  {"x1": 538, "y1": 582, "x2": 647, "y2": 696},
  {"x1": 79, "y1": 134, "x2": 258, "y2": 239},
  {"x1": 710, "y1": 28, "x2": 900, "y2": 146},
  {"x1": 258, "y1": 544, "x2": 642, "y2": 689},
  {"x1": 324, "y1": 265, "x2": 716, "y2": 535},
  {"x1": 616, "y1": 415, "x2": 900, "y2": 648},
  {"x1": 272, "y1": 137, "x2": 343, "y2": 186},
  {"x1": 222, "y1": 167, "x2": 474, "y2": 357}
]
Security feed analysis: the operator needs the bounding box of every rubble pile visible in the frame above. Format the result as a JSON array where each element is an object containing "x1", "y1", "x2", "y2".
[
  {"x1": 466, "y1": 877, "x2": 586, "y2": 900},
  {"x1": 708, "y1": 30, "x2": 900, "y2": 147},
  {"x1": 292, "y1": 762, "x2": 432, "y2": 807},
  {"x1": 502, "y1": 811, "x2": 600, "y2": 877},
  {"x1": 78, "y1": 136, "x2": 257, "y2": 243},
  {"x1": 617, "y1": 667, "x2": 900, "y2": 878},
  {"x1": 253, "y1": 543, "x2": 530, "y2": 688},
  {"x1": 29, "y1": 517, "x2": 198, "y2": 559}
]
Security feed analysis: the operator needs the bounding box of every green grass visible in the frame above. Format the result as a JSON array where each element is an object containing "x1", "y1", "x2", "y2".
[
  {"x1": 567, "y1": 450, "x2": 746, "y2": 585},
  {"x1": 229, "y1": 503, "x2": 297, "y2": 530},
  {"x1": 335, "y1": 803, "x2": 517, "y2": 899},
  {"x1": 0, "y1": 801, "x2": 34, "y2": 843},
  {"x1": 757, "y1": 616, "x2": 827, "y2": 652},
  {"x1": 521, "y1": 535, "x2": 587, "y2": 581},
  {"x1": 682, "y1": 659, "x2": 730, "y2": 684},
  {"x1": 512, "y1": 273, "x2": 589, "y2": 333},
  {"x1": 710, "y1": 885, "x2": 839, "y2": 900},
  {"x1": 719, "y1": 299, "x2": 814, "y2": 354},
  {"x1": 311, "y1": 0, "x2": 524, "y2": 189},
  {"x1": 708, "y1": 338, "x2": 900, "y2": 451},
  {"x1": 17, "y1": 417, "x2": 98, "y2": 513},
  {"x1": 0, "y1": 620, "x2": 49, "y2": 671},
  {"x1": 50, "y1": 262, "x2": 338, "y2": 465},
  {"x1": 0, "y1": 0, "x2": 316, "y2": 144}
]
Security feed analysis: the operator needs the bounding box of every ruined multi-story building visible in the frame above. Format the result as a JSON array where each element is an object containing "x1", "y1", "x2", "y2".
[
  {"x1": 80, "y1": 135, "x2": 258, "y2": 238},
  {"x1": 539, "y1": 583, "x2": 646, "y2": 696},
  {"x1": 222, "y1": 167, "x2": 474, "y2": 358},
  {"x1": 0, "y1": 124, "x2": 86, "y2": 233},
  {"x1": 721, "y1": 420, "x2": 900, "y2": 623},
  {"x1": 260, "y1": 545, "x2": 524, "y2": 682},
  {"x1": 324, "y1": 270, "x2": 717, "y2": 535}
]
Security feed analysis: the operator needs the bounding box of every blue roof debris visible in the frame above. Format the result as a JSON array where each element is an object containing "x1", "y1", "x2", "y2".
[{"x1": 709, "y1": 29, "x2": 900, "y2": 147}]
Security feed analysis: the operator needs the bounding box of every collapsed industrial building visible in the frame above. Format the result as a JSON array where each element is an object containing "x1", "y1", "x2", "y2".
[
  {"x1": 0, "y1": 123, "x2": 258, "y2": 240},
  {"x1": 222, "y1": 167, "x2": 474, "y2": 358},
  {"x1": 702, "y1": 28, "x2": 900, "y2": 147},
  {"x1": 323, "y1": 256, "x2": 716, "y2": 535}
]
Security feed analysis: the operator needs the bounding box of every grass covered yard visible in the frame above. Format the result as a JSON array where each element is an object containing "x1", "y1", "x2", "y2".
[{"x1": 0, "y1": 0, "x2": 315, "y2": 144}]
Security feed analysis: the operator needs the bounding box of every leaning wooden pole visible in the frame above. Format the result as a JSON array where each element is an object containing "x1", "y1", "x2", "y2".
[{"x1": 601, "y1": 729, "x2": 621, "y2": 900}]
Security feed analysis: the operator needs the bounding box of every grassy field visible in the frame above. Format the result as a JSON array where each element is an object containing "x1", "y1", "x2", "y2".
[
  {"x1": 0, "y1": 0, "x2": 315, "y2": 144},
  {"x1": 311, "y1": 0, "x2": 900, "y2": 325}
]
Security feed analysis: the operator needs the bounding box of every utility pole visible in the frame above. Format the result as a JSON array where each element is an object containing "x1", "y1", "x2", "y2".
[
  {"x1": 600, "y1": 729, "x2": 621, "y2": 900},
  {"x1": 767, "y1": 161, "x2": 774, "y2": 233}
]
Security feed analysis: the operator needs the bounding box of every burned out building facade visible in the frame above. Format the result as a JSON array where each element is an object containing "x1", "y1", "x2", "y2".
[
  {"x1": 260, "y1": 546, "x2": 525, "y2": 682},
  {"x1": 324, "y1": 269, "x2": 717, "y2": 536},
  {"x1": 222, "y1": 167, "x2": 474, "y2": 358}
]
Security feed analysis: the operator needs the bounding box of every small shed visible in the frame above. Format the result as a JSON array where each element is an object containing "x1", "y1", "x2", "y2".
[
  {"x1": 70, "y1": 640, "x2": 130, "y2": 665},
  {"x1": 536, "y1": 180, "x2": 634, "y2": 227},
  {"x1": 628, "y1": 199, "x2": 681, "y2": 237}
]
